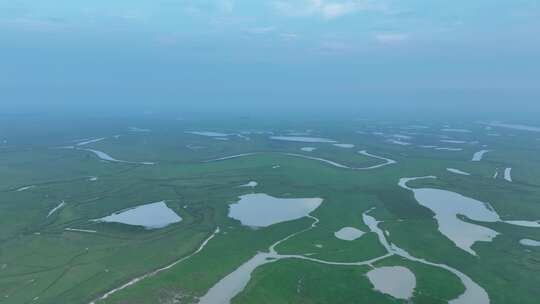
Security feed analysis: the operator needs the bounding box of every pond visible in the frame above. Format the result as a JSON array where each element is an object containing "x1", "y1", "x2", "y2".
[
  {"x1": 367, "y1": 266, "x2": 416, "y2": 300},
  {"x1": 93, "y1": 201, "x2": 182, "y2": 229},
  {"x1": 334, "y1": 227, "x2": 365, "y2": 241},
  {"x1": 228, "y1": 193, "x2": 322, "y2": 227}
]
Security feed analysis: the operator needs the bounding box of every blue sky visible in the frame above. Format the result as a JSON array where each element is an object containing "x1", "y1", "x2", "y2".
[{"x1": 1, "y1": 0, "x2": 540, "y2": 110}]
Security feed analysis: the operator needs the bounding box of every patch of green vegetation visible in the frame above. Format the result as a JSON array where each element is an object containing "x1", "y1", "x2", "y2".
[{"x1": 1, "y1": 117, "x2": 539, "y2": 304}]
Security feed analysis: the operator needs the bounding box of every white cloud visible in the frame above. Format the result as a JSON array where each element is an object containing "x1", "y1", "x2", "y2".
[
  {"x1": 272, "y1": 0, "x2": 387, "y2": 19},
  {"x1": 375, "y1": 33, "x2": 409, "y2": 44}
]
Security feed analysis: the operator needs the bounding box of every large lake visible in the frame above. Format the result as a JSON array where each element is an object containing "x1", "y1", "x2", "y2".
[
  {"x1": 400, "y1": 177, "x2": 540, "y2": 255},
  {"x1": 93, "y1": 201, "x2": 182, "y2": 229},
  {"x1": 367, "y1": 266, "x2": 416, "y2": 300},
  {"x1": 228, "y1": 193, "x2": 322, "y2": 227}
]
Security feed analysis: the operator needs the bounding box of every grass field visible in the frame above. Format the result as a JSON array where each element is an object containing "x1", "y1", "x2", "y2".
[{"x1": 1, "y1": 115, "x2": 539, "y2": 304}]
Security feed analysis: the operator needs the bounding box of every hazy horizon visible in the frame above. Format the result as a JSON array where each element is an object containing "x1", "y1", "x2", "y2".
[{"x1": 2, "y1": 1, "x2": 540, "y2": 119}]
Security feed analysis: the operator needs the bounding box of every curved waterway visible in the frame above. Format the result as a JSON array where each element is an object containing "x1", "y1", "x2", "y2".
[
  {"x1": 90, "y1": 227, "x2": 220, "y2": 304},
  {"x1": 82, "y1": 149, "x2": 155, "y2": 165},
  {"x1": 47, "y1": 201, "x2": 66, "y2": 217},
  {"x1": 204, "y1": 153, "x2": 257, "y2": 162},
  {"x1": 75, "y1": 137, "x2": 106, "y2": 146},
  {"x1": 284, "y1": 151, "x2": 397, "y2": 170},
  {"x1": 399, "y1": 177, "x2": 540, "y2": 255},
  {"x1": 472, "y1": 150, "x2": 490, "y2": 161},
  {"x1": 61, "y1": 146, "x2": 155, "y2": 165},
  {"x1": 486, "y1": 122, "x2": 540, "y2": 132},
  {"x1": 198, "y1": 209, "x2": 490, "y2": 304},
  {"x1": 447, "y1": 168, "x2": 471, "y2": 176},
  {"x1": 204, "y1": 151, "x2": 397, "y2": 170},
  {"x1": 15, "y1": 185, "x2": 35, "y2": 192},
  {"x1": 362, "y1": 211, "x2": 490, "y2": 304},
  {"x1": 270, "y1": 136, "x2": 337, "y2": 143}
]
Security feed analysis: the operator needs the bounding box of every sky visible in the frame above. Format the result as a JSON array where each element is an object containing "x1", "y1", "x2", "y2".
[{"x1": 1, "y1": 0, "x2": 540, "y2": 112}]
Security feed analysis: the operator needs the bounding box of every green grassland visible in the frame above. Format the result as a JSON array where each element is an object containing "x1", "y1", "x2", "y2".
[{"x1": 1, "y1": 116, "x2": 539, "y2": 304}]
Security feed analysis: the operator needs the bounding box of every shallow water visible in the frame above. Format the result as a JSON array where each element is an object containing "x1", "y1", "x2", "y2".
[
  {"x1": 399, "y1": 177, "x2": 499, "y2": 255},
  {"x1": 436, "y1": 147, "x2": 463, "y2": 151},
  {"x1": 334, "y1": 227, "x2": 364, "y2": 241},
  {"x1": 205, "y1": 151, "x2": 396, "y2": 171},
  {"x1": 442, "y1": 128, "x2": 472, "y2": 133},
  {"x1": 185, "y1": 131, "x2": 230, "y2": 137},
  {"x1": 286, "y1": 151, "x2": 397, "y2": 170},
  {"x1": 270, "y1": 136, "x2": 336, "y2": 143},
  {"x1": 228, "y1": 193, "x2": 322, "y2": 227},
  {"x1": 399, "y1": 177, "x2": 540, "y2": 255},
  {"x1": 93, "y1": 201, "x2": 182, "y2": 229},
  {"x1": 472, "y1": 150, "x2": 490, "y2": 161},
  {"x1": 362, "y1": 211, "x2": 490, "y2": 304},
  {"x1": 198, "y1": 217, "x2": 320, "y2": 304},
  {"x1": 503, "y1": 220, "x2": 540, "y2": 228},
  {"x1": 333, "y1": 143, "x2": 355, "y2": 148},
  {"x1": 82, "y1": 148, "x2": 155, "y2": 165},
  {"x1": 201, "y1": 208, "x2": 489, "y2": 304},
  {"x1": 487, "y1": 122, "x2": 540, "y2": 132},
  {"x1": 86, "y1": 149, "x2": 116, "y2": 161},
  {"x1": 357, "y1": 151, "x2": 397, "y2": 169},
  {"x1": 504, "y1": 168, "x2": 512, "y2": 182},
  {"x1": 205, "y1": 153, "x2": 257, "y2": 162},
  {"x1": 367, "y1": 266, "x2": 416, "y2": 299},
  {"x1": 198, "y1": 215, "x2": 390, "y2": 304},
  {"x1": 76, "y1": 137, "x2": 106, "y2": 146},
  {"x1": 16, "y1": 185, "x2": 35, "y2": 192},
  {"x1": 447, "y1": 168, "x2": 471, "y2": 176},
  {"x1": 198, "y1": 252, "x2": 276, "y2": 304},
  {"x1": 65, "y1": 228, "x2": 97, "y2": 233},
  {"x1": 91, "y1": 227, "x2": 220, "y2": 304},
  {"x1": 387, "y1": 139, "x2": 411, "y2": 146},
  {"x1": 520, "y1": 239, "x2": 540, "y2": 246},
  {"x1": 129, "y1": 127, "x2": 151, "y2": 132},
  {"x1": 392, "y1": 134, "x2": 412, "y2": 139},
  {"x1": 239, "y1": 181, "x2": 258, "y2": 188},
  {"x1": 47, "y1": 201, "x2": 66, "y2": 217},
  {"x1": 405, "y1": 125, "x2": 429, "y2": 129}
]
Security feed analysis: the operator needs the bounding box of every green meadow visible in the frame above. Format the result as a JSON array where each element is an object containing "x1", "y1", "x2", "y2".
[{"x1": 1, "y1": 116, "x2": 539, "y2": 304}]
